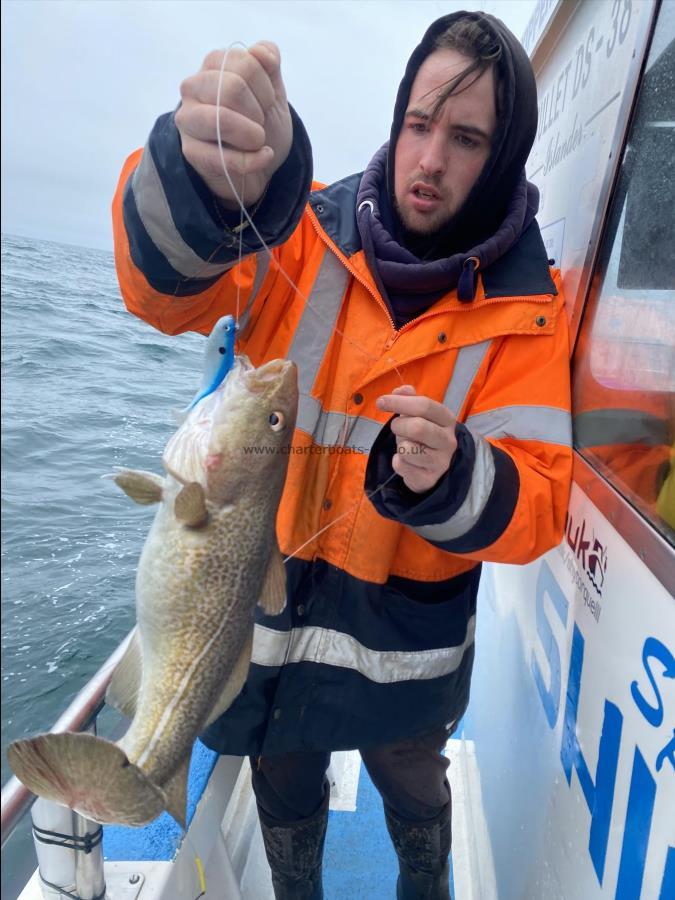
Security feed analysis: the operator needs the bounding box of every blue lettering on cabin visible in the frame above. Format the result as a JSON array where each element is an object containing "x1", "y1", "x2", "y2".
[
  {"x1": 655, "y1": 730, "x2": 675, "y2": 774},
  {"x1": 532, "y1": 561, "x2": 569, "y2": 726},
  {"x1": 533, "y1": 564, "x2": 671, "y2": 896},
  {"x1": 615, "y1": 747, "x2": 656, "y2": 899},
  {"x1": 561, "y1": 623, "x2": 622, "y2": 884},
  {"x1": 659, "y1": 847, "x2": 675, "y2": 900},
  {"x1": 630, "y1": 637, "x2": 675, "y2": 729}
]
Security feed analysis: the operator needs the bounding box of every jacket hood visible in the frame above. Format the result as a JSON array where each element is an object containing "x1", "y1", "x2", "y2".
[{"x1": 387, "y1": 10, "x2": 538, "y2": 256}]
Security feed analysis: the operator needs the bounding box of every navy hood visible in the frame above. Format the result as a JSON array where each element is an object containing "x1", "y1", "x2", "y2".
[{"x1": 387, "y1": 10, "x2": 538, "y2": 257}]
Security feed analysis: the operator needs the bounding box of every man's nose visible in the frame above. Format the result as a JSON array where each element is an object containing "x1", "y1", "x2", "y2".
[{"x1": 419, "y1": 131, "x2": 447, "y2": 177}]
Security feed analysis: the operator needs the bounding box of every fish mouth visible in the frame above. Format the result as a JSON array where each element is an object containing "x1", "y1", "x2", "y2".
[
  {"x1": 243, "y1": 358, "x2": 296, "y2": 393},
  {"x1": 162, "y1": 357, "x2": 297, "y2": 487}
]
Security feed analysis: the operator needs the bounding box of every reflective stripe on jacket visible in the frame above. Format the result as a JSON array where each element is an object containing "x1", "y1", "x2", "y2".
[{"x1": 111, "y1": 126, "x2": 572, "y2": 753}]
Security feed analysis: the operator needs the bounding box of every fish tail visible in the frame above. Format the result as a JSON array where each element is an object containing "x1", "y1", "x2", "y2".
[{"x1": 7, "y1": 732, "x2": 168, "y2": 827}]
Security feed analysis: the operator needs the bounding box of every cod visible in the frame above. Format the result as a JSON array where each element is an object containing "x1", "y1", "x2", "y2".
[{"x1": 8, "y1": 355, "x2": 298, "y2": 827}]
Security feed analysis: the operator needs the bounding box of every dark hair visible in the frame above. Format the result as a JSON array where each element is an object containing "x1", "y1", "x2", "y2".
[{"x1": 426, "y1": 17, "x2": 503, "y2": 121}]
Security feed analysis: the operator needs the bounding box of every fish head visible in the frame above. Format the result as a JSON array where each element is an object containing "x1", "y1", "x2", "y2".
[{"x1": 163, "y1": 355, "x2": 298, "y2": 506}]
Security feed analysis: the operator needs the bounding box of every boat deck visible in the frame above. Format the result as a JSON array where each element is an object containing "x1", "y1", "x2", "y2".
[{"x1": 88, "y1": 725, "x2": 490, "y2": 900}]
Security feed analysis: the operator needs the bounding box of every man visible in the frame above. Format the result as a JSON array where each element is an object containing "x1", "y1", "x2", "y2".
[{"x1": 112, "y1": 11, "x2": 572, "y2": 899}]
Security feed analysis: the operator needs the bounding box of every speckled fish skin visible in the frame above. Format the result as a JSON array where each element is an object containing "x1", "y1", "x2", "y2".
[
  {"x1": 122, "y1": 356, "x2": 298, "y2": 784},
  {"x1": 7, "y1": 356, "x2": 298, "y2": 827}
]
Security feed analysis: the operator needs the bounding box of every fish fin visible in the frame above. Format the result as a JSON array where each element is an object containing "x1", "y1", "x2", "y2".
[
  {"x1": 105, "y1": 628, "x2": 141, "y2": 720},
  {"x1": 174, "y1": 482, "x2": 209, "y2": 528},
  {"x1": 7, "y1": 732, "x2": 167, "y2": 827},
  {"x1": 160, "y1": 756, "x2": 189, "y2": 829},
  {"x1": 205, "y1": 630, "x2": 253, "y2": 726},
  {"x1": 258, "y1": 544, "x2": 287, "y2": 615},
  {"x1": 110, "y1": 468, "x2": 165, "y2": 505}
]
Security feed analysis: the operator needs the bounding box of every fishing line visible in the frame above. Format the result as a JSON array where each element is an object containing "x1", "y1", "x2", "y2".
[
  {"x1": 216, "y1": 44, "x2": 248, "y2": 328},
  {"x1": 235, "y1": 172, "x2": 245, "y2": 325},
  {"x1": 212, "y1": 42, "x2": 406, "y2": 385},
  {"x1": 277, "y1": 469, "x2": 401, "y2": 673},
  {"x1": 281, "y1": 470, "x2": 399, "y2": 564},
  {"x1": 211, "y1": 45, "x2": 416, "y2": 557}
]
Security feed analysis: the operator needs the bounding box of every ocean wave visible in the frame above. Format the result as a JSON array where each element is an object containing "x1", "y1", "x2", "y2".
[{"x1": 1, "y1": 233, "x2": 202, "y2": 781}]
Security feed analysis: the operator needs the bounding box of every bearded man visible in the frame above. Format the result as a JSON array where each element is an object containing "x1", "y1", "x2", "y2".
[{"x1": 113, "y1": 11, "x2": 572, "y2": 899}]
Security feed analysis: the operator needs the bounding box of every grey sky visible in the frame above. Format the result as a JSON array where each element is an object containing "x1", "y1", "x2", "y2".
[{"x1": 1, "y1": 0, "x2": 537, "y2": 251}]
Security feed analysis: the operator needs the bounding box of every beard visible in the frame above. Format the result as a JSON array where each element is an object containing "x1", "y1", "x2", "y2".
[{"x1": 392, "y1": 193, "x2": 458, "y2": 260}]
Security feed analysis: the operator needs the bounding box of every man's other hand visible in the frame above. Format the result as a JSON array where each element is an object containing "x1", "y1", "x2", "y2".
[{"x1": 376, "y1": 386, "x2": 458, "y2": 493}]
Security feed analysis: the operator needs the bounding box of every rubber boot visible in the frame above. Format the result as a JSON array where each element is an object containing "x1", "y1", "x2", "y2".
[
  {"x1": 384, "y1": 802, "x2": 452, "y2": 900},
  {"x1": 257, "y1": 787, "x2": 329, "y2": 900}
]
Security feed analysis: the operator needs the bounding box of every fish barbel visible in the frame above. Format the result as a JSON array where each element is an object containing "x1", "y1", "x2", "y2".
[{"x1": 8, "y1": 354, "x2": 298, "y2": 827}]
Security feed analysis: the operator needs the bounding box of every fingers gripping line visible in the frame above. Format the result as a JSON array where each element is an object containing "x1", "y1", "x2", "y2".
[{"x1": 213, "y1": 43, "x2": 405, "y2": 383}]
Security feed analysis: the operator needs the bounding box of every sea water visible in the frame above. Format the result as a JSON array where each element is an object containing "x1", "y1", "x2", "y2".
[{"x1": 1, "y1": 233, "x2": 204, "y2": 894}]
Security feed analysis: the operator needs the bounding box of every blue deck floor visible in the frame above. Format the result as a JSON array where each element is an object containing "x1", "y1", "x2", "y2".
[
  {"x1": 103, "y1": 740, "x2": 219, "y2": 862},
  {"x1": 103, "y1": 738, "x2": 457, "y2": 897},
  {"x1": 324, "y1": 751, "x2": 456, "y2": 899}
]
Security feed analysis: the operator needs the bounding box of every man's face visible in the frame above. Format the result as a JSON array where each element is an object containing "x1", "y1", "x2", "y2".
[{"x1": 394, "y1": 48, "x2": 497, "y2": 236}]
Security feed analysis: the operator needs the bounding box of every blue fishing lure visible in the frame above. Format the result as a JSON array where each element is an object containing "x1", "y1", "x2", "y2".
[{"x1": 185, "y1": 315, "x2": 238, "y2": 411}]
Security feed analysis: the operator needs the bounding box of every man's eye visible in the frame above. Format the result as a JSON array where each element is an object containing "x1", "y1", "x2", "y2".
[
  {"x1": 456, "y1": 134, "x2": 477, "y2": 148},
  {"x1": 410, "y1": 123, "x2": 427, "y2": 133}
]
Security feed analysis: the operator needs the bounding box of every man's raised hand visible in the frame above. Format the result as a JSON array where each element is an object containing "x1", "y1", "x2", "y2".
[{"x1": 175, "y1": 42, "x2": 292, "y2": 209}]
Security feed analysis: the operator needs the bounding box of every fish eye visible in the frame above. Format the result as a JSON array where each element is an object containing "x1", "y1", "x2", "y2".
[
  {"x1": 218, "y1": 347, "x2": 225, "y2": 355},
  {"x1": 269, "y1": 411, "x2": 285, "y2": 432},
  {"x1": 224, "y1": 324, "x2": 231, "y2": 332}
]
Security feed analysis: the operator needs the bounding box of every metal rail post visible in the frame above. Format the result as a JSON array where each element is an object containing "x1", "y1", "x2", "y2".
[
  {"x1": 73, "y1": 813, "x2": 106, "y2": 900},
  {"x1": 1, "y1": 630, "x2": 135, "y2": 850}
]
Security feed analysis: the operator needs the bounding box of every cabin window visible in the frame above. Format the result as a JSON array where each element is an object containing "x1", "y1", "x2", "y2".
[{"x1": 571, "y1": 4, "x2": 675, "y2": 546}]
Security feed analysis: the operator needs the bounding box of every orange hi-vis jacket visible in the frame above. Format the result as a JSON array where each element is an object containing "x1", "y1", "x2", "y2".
[
  {"x1": 114, "y1": 170, "x2": 572, "y2": 580},
  {"x1": 112, "y1": 112, "x2": 572, "y2": 754}
]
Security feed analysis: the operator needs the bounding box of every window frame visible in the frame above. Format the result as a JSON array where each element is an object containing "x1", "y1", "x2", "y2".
[{"x1": 567, "y1": 0, "x2": 674, "y2": 596}]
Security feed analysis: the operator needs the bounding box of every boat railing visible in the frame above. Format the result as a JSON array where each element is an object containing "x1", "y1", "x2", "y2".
[{"x1": 1, "y1": 628, "x2": 135, "y2": 849}]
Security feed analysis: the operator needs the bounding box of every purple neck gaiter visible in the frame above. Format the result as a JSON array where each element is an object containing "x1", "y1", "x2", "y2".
[{"x1": 356, "y1": 144, "x2": 539, "y2": 328}]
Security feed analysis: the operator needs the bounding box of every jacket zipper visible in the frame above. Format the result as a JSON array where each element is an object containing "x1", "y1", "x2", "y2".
[{"x1": 307, "y1": 210, "x2": 397, "y2": 335}]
